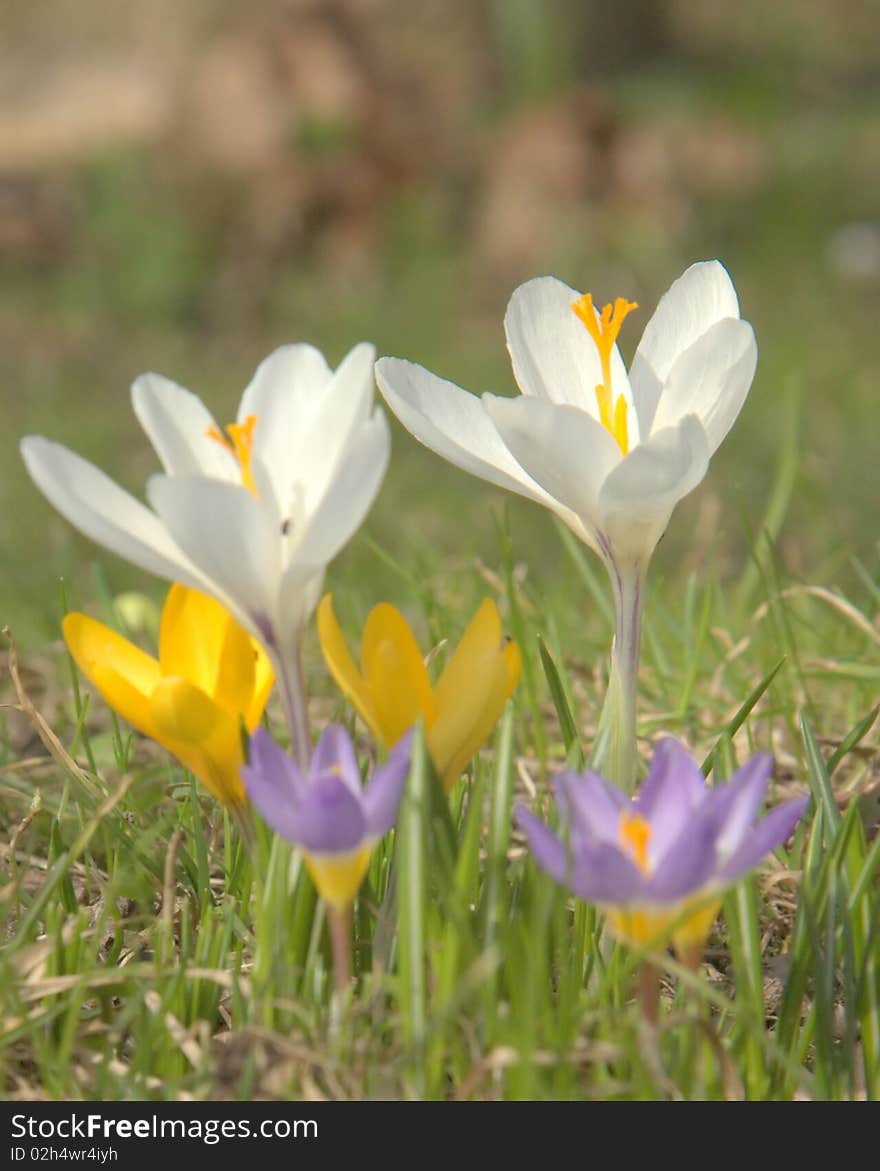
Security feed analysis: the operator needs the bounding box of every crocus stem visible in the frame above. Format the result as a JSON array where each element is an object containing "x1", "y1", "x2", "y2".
[
  {"x1": 593, "y1": 560, "x2": 645, "y2": 791},
  {"x1": 273, "y1": 642, "x2": 310, "y2": 772},
  {"x1": 327, "y1": 902, "x2": 353, "y2": 998},
  {"x1": 638, "y1": 961, "x2": 661, "y2": 1026}
]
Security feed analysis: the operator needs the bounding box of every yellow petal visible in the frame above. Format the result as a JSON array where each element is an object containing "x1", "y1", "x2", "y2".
[
  {"x1": 304, "y1": 845, "x2": 373, "y2": 910},
  {"x1": 429, "y1": 600, "x2": 520, "y2": 789},
  {"x1": 149, "y1": 675, "x2": 225, "y2": 744},
  {"x1": 149, "y1": 676, "x2": 246, "y2": 808},
  {"x1": 63, "y1": 612, "x2": 161, "y2": 738},
  {"x1": 429, "y1": 667, "x2": 506, "y2": 789},
  {"x1": 317, "y1": 595, "x2": 389, "y2": 744},
  {"x1": 167, "y1": 739, "x2": 247, "y2": 809},
  {"x1": 159, "y1": 582, "x2": 273, "y2": 731},
  {"x1": 433, "y1": 598, "x2": 501, "y2": 713},
  {"x1": 503, "y1": 638, "x2": 523, "y2": 697},
  {"x1": 605, "y1": 895, "x2": 721, "y2": 960},
  {"x1": 158, "y1": 584, "x2": 240, "y2": 698},
  {"x1": 360, "y1": 602, "x2": 436, "y2": 746},
  {"x1": 213, "y1": 613, "x2": 258, "y2": 715},
  {"x1": 245, "y1": 641, "x2": 276, "y2": 732},
  {"x1": 605, "y1": 906, "x2": 677, "y2": 949},
  {"x1": 672, "y1": 897, "x2": 721, "y2": 966},
  {"x1": 190, "y1": 742, "x2": 247, "y2": 809}
]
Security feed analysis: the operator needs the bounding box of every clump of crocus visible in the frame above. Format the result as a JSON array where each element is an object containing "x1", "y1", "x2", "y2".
[
  {"x1": 377, "y1": 262, "x2": 757, "y2": 788},
  {"x1": 516, "y1": 738, "x2": 807, "y2": 1018},
  {"x1": 242, "y1": 723, "x2": 412, "y2": 992},
  {"x1": 64, "y1": 583, "x2": 274, "y2": 811},
  {"x1": 317, "y1": 594, "x2": 520, "y2": 792}
]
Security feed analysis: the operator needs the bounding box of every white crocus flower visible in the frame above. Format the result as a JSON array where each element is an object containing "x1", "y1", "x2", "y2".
[
  {"x1": 376, "y1": 261, "x2": 757, "y2": 787},
  {"x1": 21, "y1": 343, "x2": 390, "y2": 767}
]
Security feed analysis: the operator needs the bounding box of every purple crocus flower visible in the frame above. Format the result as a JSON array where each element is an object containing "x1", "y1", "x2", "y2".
[
  {"x1": 242, "y1": 724, "x2": 412, "y2": 909},
  {"x1": 516, "y1": 737, "x2": 808, "y2": 963}
]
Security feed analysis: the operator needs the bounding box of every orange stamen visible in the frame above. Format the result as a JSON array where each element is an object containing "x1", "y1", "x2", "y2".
[
  {"x1": 207, "y1": 414, "x2": 258, "y2": 496},
  {"x1": 619, "y1": 808, "x2": 652, "y2": 875},
  {"x1": 571, "y1": 293, "x2": 638, "y2": 454}
]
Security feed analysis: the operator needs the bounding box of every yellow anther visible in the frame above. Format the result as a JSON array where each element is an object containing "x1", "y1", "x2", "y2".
[
  {"x1": 612, "y1": 392, "x2": 629, "y2": 454},
  {"x1": 207, "y1": 414, "x2": 258, "y2": 496},
  {"x1": 571, "y1": 293, "x2": 638, "y2": 454},
  {"x1": 594, "y1": 380, "x2": 614, "y2": 434},
  {"x1": 619, "y1": 808, "x2": 652, "y2": 875}
]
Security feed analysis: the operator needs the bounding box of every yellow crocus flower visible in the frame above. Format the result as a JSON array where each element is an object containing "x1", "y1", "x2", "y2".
[
  {"x1": 317, "y1": 594, "x2": 521, "y2": 791},
  {"x1": 63, "y1": 584, "x2": 274, "y2": 809}
]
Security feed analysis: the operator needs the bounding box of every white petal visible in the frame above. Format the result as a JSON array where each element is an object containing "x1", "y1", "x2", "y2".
[
  {"x1": 375, "y1": 357, "x2": 561, "y2": 511},
  {"x1": 278, "y1": 412, "x2": 389, "y2": 645},
  {"x1": 21, "y1": 436, "x2": 203, "y2": 586},
  {"x1": 598, "y1": 416, "x2": 710, "y2": 562},
  {"x1": 239, "y1": 343, "x2": 332, "y2": 420},
  {"x1": 131, "y1": 372, "x2": 238, "y2": 479},
  {"x1": 248, "y1": 456, "x2": 283, "y2": 532},
  {"x1": 276, "y1": 569, "x2": 324, "y2": 651},
  {"x1": 296, "y1": 342, "x2": 376, "y2": 514},
  {"x1": 484, "y1": 395, "x2": 621, "y2": 539},
  {"x1": 650, "y1": 318, "x2": 757, "y2": 455},
  {"x1": 147, "y1": 475, "x2": 281, "y2": 635},
  {"x1": 504, "y1": 275, "x2": 631, "y2": 418},
  {"x1": 238, "y1": 344, "x2": 333, "y2": 494},
  {"x1": 286, "y1": 410, "x2": 390, "y2": 576},
  {"x1": 630, "y1": 260, "x2": 742, "y2": 432}
]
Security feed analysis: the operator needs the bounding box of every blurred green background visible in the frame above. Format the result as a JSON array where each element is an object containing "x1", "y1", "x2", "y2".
[{"x1": 1, "y1": 0, "x2": 878, "y2": 647}]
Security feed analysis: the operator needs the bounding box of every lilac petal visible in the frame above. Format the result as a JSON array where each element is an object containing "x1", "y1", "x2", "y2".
[
  {"x1": 554, "y1": 769, "x2": 627, "y2": 845},
  {"x1": 247, "y1": 727, "x2": 307, "y2": 794},
  {"x1": 637, "y1": 737, "x2": 707, "y2": 812},
  {"x1": 567, "y1": 840, "x2": 650, "y2": 905},
  {"x1": 515, "y1": 806, "x2": 569, "y2": 885},
  {"x1": 710, "y1": 753, "x2": 773, "y2": 863},
  {"x1": 311, "y1": 723, "x2": 362, "y2": 796},
  {"x1": 363, "y1": 730, "x2": 413, "y2": 838},
  {"x1": 643, "y1": 759, "x2": 775, "y2": 903},
  {"x1": 635, "y1": 738, "x2": 707, "y2": 865},
  {"x1": 295, "y1": 773, "x2": 367, "y2": 854},
  {"x1": 719, "y1": 797, "x2": 808, "y2": 883},
  {"x1": 518, "y1": 804, "x2": 649, "y2": 904},
  {"x1": 241, "y1": 729, "x2": 308, "y2": 842},
  {"x1": 647, "y1": 797, "x2": 727, "y2": 901}
]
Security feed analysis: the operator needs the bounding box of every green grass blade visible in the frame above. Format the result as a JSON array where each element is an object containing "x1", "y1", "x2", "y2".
[
  {"x1": 397, "y1": 721, "x2": 429, "y2": 1097},
  {"x1": 701, "y1": 658, "x2": 785, "y2": 775},
  {"x1": 481, "y1": 701, "x2": 516, "y2": 955},
  {"x1": 800, "y1": 714, "x2": 841, "y2": 830},
  {"x1": 537, "y1": 636, "x2": 582, "y2": 763},
  {"x1": 826, "y1": 704, "x2": 879, "y2": 777}
]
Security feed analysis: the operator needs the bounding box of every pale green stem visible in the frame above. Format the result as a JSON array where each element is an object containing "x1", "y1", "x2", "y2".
[
  {"x1": 592, "y1": 560, "x2": 645, "y2": 791},
  {"x1": 270, "y1": 639, "x2": 310, "y2": 772}
]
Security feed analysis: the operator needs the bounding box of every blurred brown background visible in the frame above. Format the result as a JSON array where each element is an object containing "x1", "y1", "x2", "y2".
[{"x1": 1, "y1": 0, "x2": 878, "y2": 644}]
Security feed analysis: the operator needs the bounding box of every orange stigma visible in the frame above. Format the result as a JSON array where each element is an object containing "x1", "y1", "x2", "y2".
[
  {"x1": 207, "y1": 414, "x2": 258, "y2": 496},
  {"x1": 619, "y1": 808, "x2": 652, "y2": 875},
  {"x1": 571, "y1": 293, "x2": 638, "y2": 454}
]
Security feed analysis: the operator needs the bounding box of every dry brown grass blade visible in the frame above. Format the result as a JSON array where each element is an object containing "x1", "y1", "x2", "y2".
[
  {"x1": 17, "y1": 963, "x2": 249, "y2": 1002},
  {"x1": 752, "y1": 586, "x2": 880, "y2": 646},
  {"x1": 1, "y1": 627, "x2": 99, "y2": 793},
  {"x1": 160, "y1": 827, "x2": 184, "y2": 965}
]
